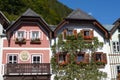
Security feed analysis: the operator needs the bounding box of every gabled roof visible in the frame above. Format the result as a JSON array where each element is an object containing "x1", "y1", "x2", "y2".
[
  {"x1": 103, "y1": 24, "x2": 114, "y2": 31},
  {"x1": 66, "y1": 9, "x2": 95, "y2": 20},
  {"x1": 54, "y1": 9, "x2": 108, "y2": 38},
  {"x1": 113, "y1": 18, "x2": 120, "y2": 25},
  {"x1": 0, "y1": 11, "x2": 10, "y2": 29},
  {"x1": 22, "y1": 8, "x2": 40, "y2": 17},
  {"x1": 6, "y1": 8, "x2": 52, "y2": 38},
  {"x1": 110, "y1": 18, "x2": 120, "y2": 35}
]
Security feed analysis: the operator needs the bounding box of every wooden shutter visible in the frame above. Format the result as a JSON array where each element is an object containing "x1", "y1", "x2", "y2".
[
  {"x1": 63, "y1": 29, "x2": 67, "y2": 39},
  {"x1": 102, "y1": 53, "x2": 107, "y2": 64},
  {"x1": 73, "y1": 30, "x2": 77, "y2": 38},
  {"x1": 84, "y1": 53, "x2": 89, "y2": 63},
  {"x1": 56, "y1": 53, "x2": 59, "y2": 64},
  {"x1": 80, "y1": 30, "x2": 84, "y2": 38},
  {"x1": 90, "y1": 30, "x2": 94, "y2": 39},
  {"x1": 92, "y1": 53, "x2": 96, "y2": 62},
  {"x1": 66, "y1": 53, "x2": 70, "y2": 64}
]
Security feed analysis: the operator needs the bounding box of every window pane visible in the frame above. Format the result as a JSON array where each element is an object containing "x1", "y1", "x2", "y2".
[
  {"x1": 14, "y1": 56, "x2": 16, "y2": 60},
  {"x1": 33, "y1": 57, "x2": 36, "y2": 61},
  {"x1": 59, "y1": 55, "x2": 65, "y2": 62},
  {"x1": 117, "y1": 66, "x2": 120, "y2": 73},
  {"x1": 32, "y1": 31, "x2": 39, "y2": 39},
  {"x1": 18, "y1": 31, "x2": 24, "y2": 38},
  {"x1": 8, "y1": 55, "x2": 17, "y2": 63},
  {"x1": 77, "y1": 54, "x2": 84, "y2": 62},
  {"x1": 32, "y1": 56, "x2": 41, "y2": 63},
  {"x1": 96, "y1": 54, "x2": 101, "y2": 61},
  {"x1": 84, "y1": 31, "x2": 89, "y2": 36},
  {"x1": 9, "y1": 56, "x2": 12, "y2": 61},
  {"x1": 37, "y1": 57, "x2": 40, "y2": 61}
]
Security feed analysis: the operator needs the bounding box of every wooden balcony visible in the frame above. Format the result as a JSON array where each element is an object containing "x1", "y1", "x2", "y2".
[{"x1": 4, "y1": 63, "x2": 50, "y2": 76}]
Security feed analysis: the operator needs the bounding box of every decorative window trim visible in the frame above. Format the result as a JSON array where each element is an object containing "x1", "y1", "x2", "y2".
[
  {"x1": 6, "y1": 53, "x2": 19, "y2": 63},
  {"x1": 112, "y1": 41, "x2": 120, "y2": 53},
  {"x1": 62, "y1": 29, "x2": 77, "y2": 39},
  {"x1": 76, "y1": 52, "x2": 85, "y2": 64},
  {"x1": 15, "y1": 30, "x2": 26, "y2": 39},
  {"x1": 31, "y1": 54, "x2": 42, "y2": 63},
  {"x1": 30, "y1": 30, "x2": 42, "y2": 44},
  {"x1": 93, "y1": 52, "x2": 107, "y2": 66},
  {"x1": 80, "y1": 29, "x2": 94, "y2": 40},
  {"x1": 75, "y1": 52, "x2": 89, "y2": 64},
  {"x1": 56, "y1": 52, "x2": 69, "y2": 66},
  {"x1": 15, "y1": 30, "x2": 26, "y2": 44}
]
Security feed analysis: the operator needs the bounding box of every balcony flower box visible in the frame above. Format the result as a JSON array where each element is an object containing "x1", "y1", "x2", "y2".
[
  {"x1": 117, "y1": 73, "x2": 120, "y2": 80},
  {"x1": 30, "y1": 38, "x2": 41, "y2": 44},
  {"x1": 84, "y1": 36, "x2": 92, "y2": 40},
  {"x1": 95, "y1": 61, "x2": 106, "y2": 68},
  {"x1": 15, "y1": 38, "x2": 26, "y2": 44},
  {"x1": 59, "y1": 61, "x2": 67, "y2": 66}
]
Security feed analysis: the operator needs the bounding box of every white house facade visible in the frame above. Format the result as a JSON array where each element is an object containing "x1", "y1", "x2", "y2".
[
  {"x1": 53, "y1": 9, "x2": 111, "y2": 80},
  {"x1": 0, "y1": 11, "x2": 9, "y2": 80}
]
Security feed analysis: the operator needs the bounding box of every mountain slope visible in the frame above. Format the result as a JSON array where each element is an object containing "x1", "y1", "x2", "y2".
[{"x1": 0, "y1": 0, "x2": 72, "y2": 25}]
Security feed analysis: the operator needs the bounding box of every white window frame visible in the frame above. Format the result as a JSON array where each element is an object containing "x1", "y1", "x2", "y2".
[
  {"x1": 112, "y1": 41, "x2": 120, "y2": 52},
  {"x1": 117, "y1": 65, "x2": 120, "y2": 74},
  {"x1": 15, "y1": 30, "x2": 26, "y2": 39},
  {"x1": 7, "y1": 54, "x2": 18, "y2": 64},
  {"x1": 30, "y1": 30, "x2": 41, "y2": 40},
  {"x1": 32, "y1": 55, "x2": 42, "y2": 63}
]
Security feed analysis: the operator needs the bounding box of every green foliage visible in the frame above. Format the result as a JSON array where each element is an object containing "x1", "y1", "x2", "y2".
[
  {"x1": 51, "y1": 34, "x2": 107, "y2": 80},
  {"x1": 0, "y1": 0, "x2": 72, "y2": 25}
]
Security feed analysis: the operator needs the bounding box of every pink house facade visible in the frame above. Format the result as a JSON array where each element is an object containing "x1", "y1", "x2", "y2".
[{"x1": 2, "y1": 9, "x2": 52, "y2": 80}]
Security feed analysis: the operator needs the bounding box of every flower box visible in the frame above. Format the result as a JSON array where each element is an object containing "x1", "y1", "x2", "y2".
[
  {"x1": 15, "y1": 38, "x2": 26, "y2": 44},
  {"x1": 30, "y1": 38, "x2": 41, "y2": 44}
]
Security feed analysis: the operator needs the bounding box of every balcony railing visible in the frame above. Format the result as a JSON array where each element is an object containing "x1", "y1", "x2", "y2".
[{"x1": 4, "y1": 63, "x2": 50, "y2": 76}]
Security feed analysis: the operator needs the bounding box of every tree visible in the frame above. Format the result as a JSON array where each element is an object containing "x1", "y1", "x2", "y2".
[{"x1": 51, "y1": 33, "x2": 107, "y2": 80}]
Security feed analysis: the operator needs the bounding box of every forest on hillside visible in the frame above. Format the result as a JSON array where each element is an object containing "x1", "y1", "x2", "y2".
[{"x1": 0, "y1": 0, "x2": 72, "y2": 25}]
